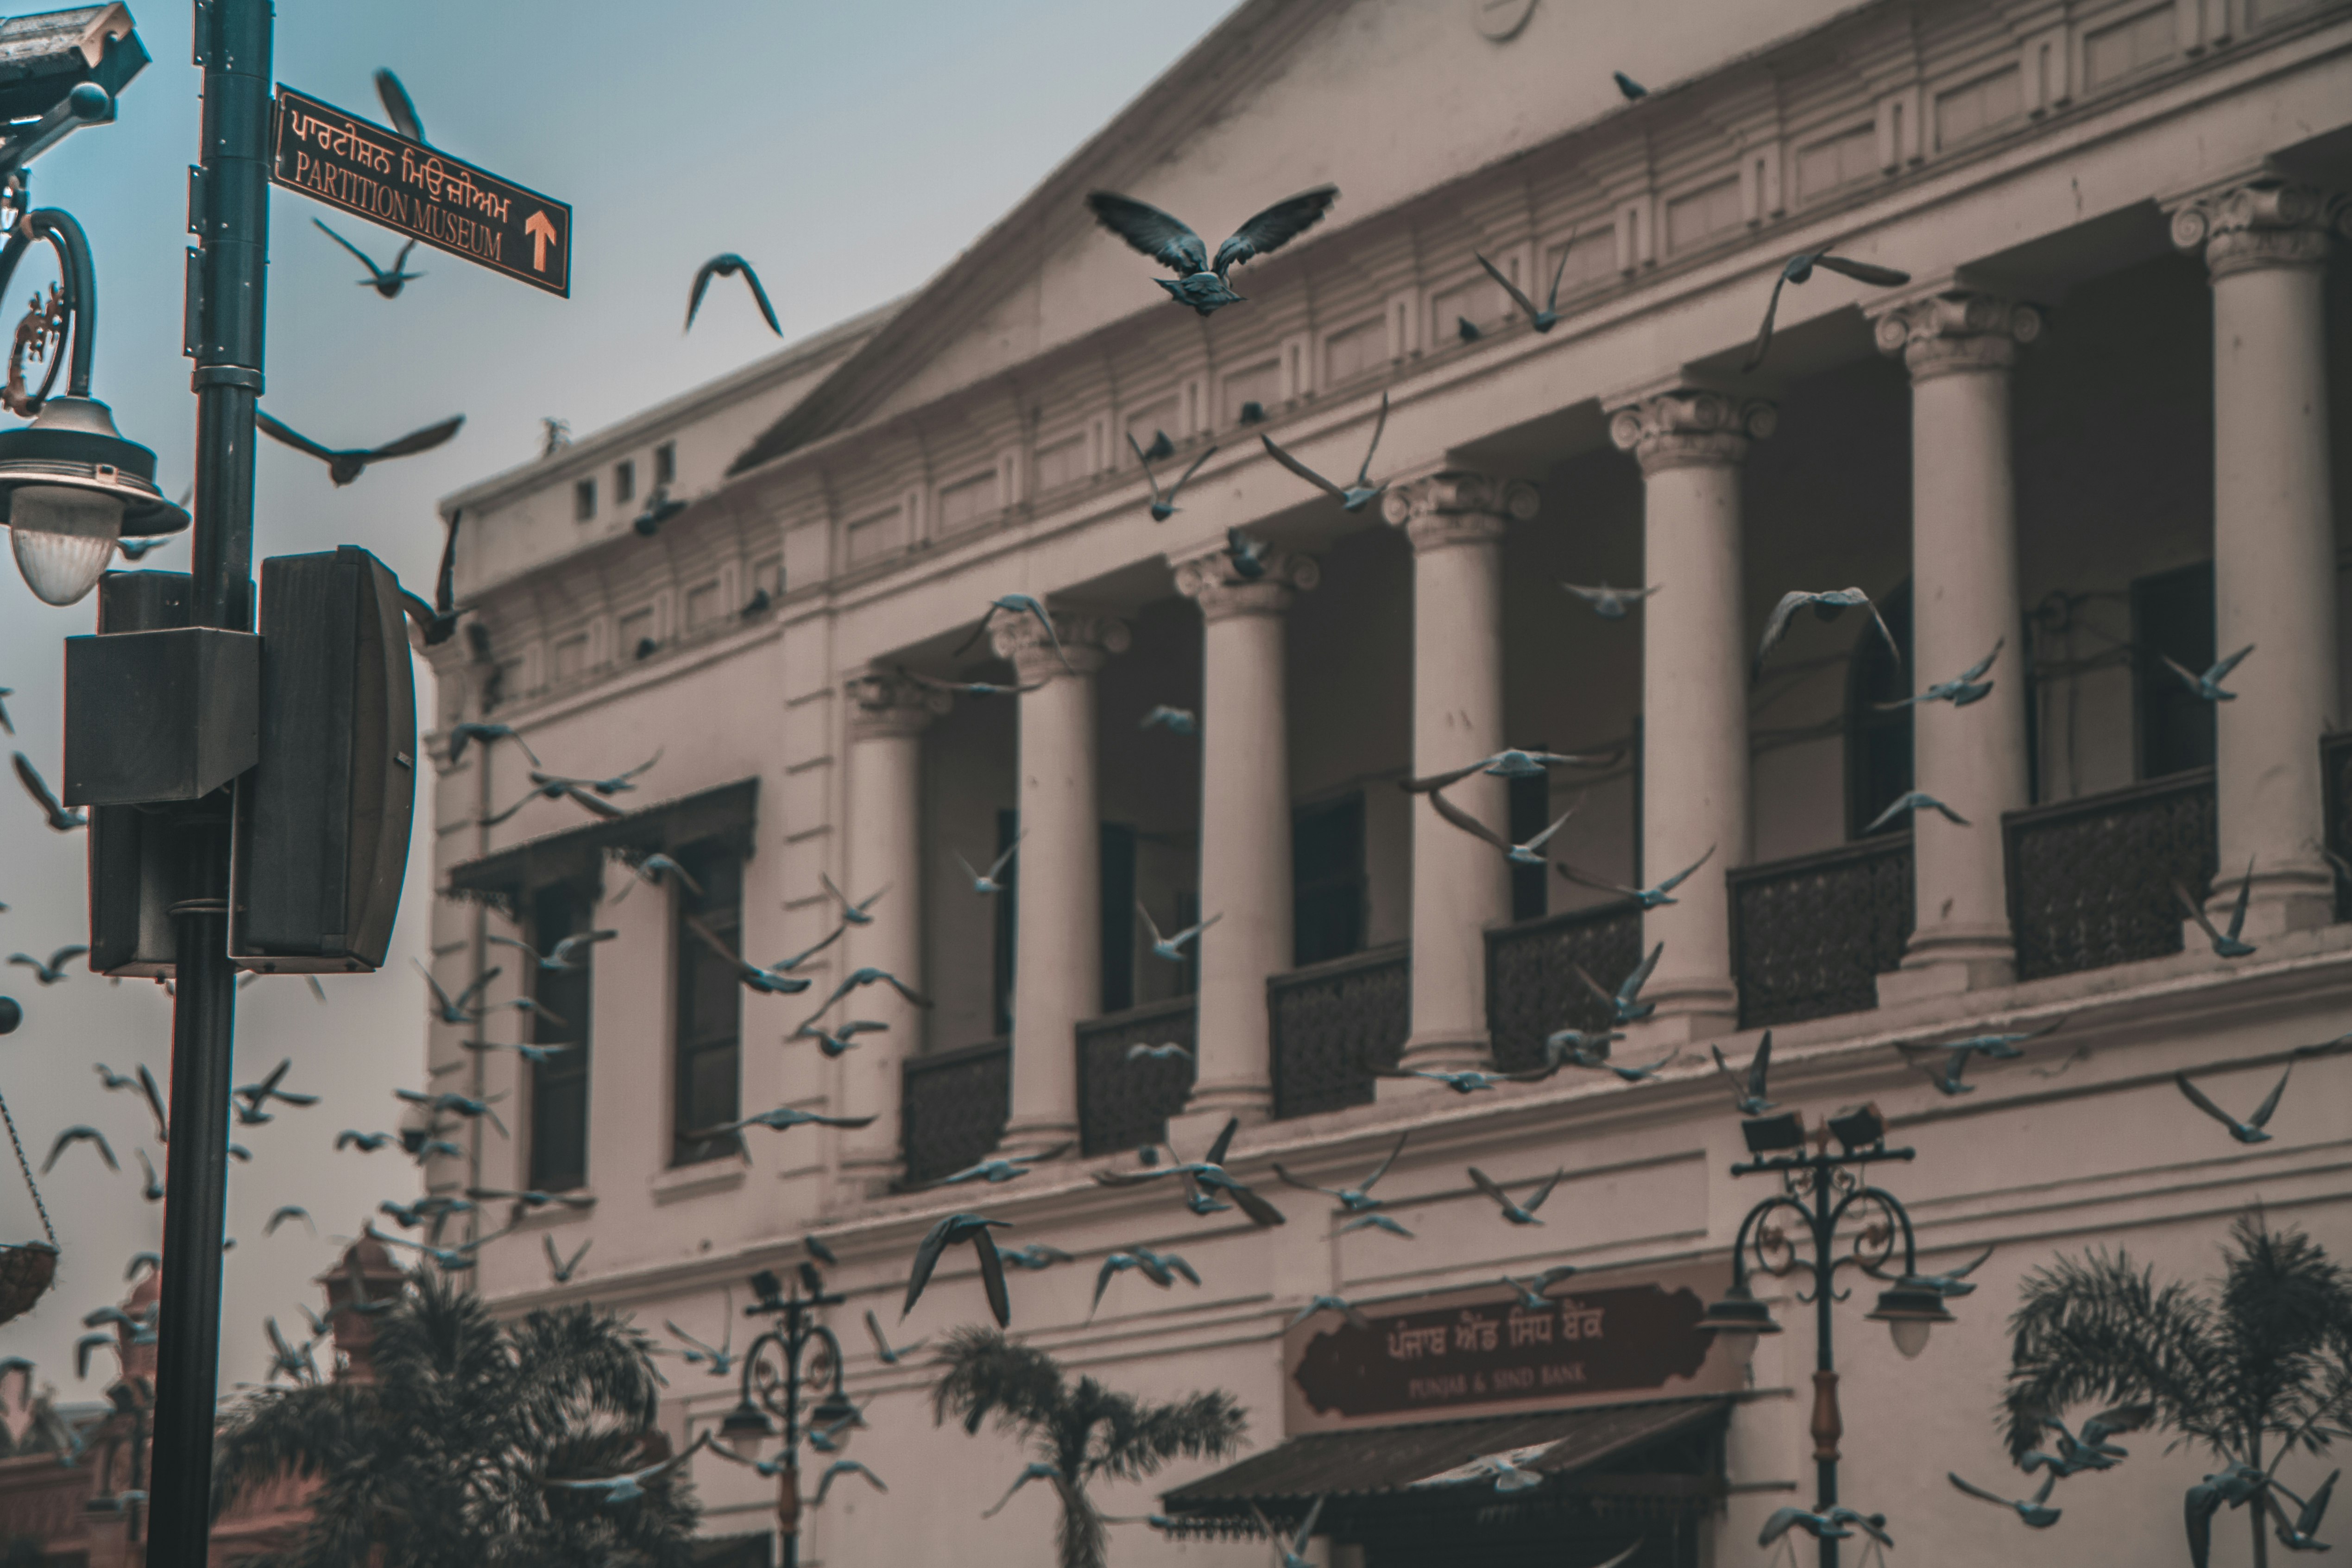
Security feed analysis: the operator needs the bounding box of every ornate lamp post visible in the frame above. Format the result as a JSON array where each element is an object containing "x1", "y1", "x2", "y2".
[
  {"x1": 1696, "y1": 1103, "x2": 1955, "y2": 1568},
  {"x1": 718, "y1": 1265, "x2": 856, "y2": 1568}
]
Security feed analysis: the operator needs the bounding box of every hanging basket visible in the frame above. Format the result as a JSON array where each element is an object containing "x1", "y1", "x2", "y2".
[{"x1": 0, "y1": 1240, "x2": 57, "y2": 1327}]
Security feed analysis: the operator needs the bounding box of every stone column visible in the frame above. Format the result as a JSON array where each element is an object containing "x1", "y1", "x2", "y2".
[
  {"x1": 1608, "y1": 390, "x2": 1773, "y2": 1040},
  {"x1": 834, "y1": 671, "x2": 949, "y2": 1197},
  {"x1": 1871, "y1": 292, "x2": 2042, "y2": 1000},
  {"x1": 1381, "y1": 472, "x2": 1539, "y2": 1077},
  {"x1": 2171, "y1": 178, "x2": 2346, "y2": 937},
  {"x1": 1173, "y1": 543, "x2": 1320, "y2": 1122},
  {"x1": 993, "y1": 609, "x2": 1128, "y2": 1156}
]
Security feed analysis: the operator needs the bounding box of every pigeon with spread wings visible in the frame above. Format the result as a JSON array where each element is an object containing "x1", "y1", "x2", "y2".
[
  {"x1": 1475, "y1": 239, "x2": 1574, "y2": 332},
  {"x1": 1742, "y1": 243, "x2": 1913, "y2": 372},
  {"x1": 14, "y1": 752, "x2": 85, "y2": 830},
  {"x1": 314, "y1": 219, "x2": 421, "y2": 298},
  {"x1": 256, "y1": 410, "x2": 463, "y2": 487},
  {"x1": 1129, "y1": 432, "x2": 1217, "y2": 522},
  {"x1": 1755, "y1": 587, "x2": 1902, "y2": 678},
  {"x1": 1086, "y1": 186, "x2": 1338, "y2": 316},
  {"x1": 902, "y1": 1212, "x2": 1014, "y2": 1326},
  {"x1": 1425, "y1": 787, "x2": 1574, "y2": 866},
  {"x1": 686, "y1": 254, "x2": 782, "y2": 337},
  {"x1": 1261, "y1": 390, "x2": 1389, "y2": 513}
]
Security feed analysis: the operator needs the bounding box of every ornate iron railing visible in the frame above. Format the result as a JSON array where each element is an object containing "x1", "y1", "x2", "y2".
[
  {"x1": 1076, "y1": 997, "x2": 1198, "y2": 1156},
  {"x1": 1485, "y1": 902, "x2": 1645, "y2": 1073},
  {"x1": 2324, "y1": 732, "x2": 2352, "y2": 922},
  {"x1": 1729, "y1": 834, "x2": 1914, "y2": 1029},
  {"x1": 2005, "y1": 769, "x2": 2216, "y2": 982},
  {"x1": 1268, "y1": 944, "x2": 1409, "y2": 1121},
  {"x1": 900, "y1": 1038, "x2": 1009, "y2": 1186}
]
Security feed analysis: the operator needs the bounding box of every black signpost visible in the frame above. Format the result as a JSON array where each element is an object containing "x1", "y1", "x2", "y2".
[{"x1": 270, "y1": 87, "x2": 572, "y2": 296}]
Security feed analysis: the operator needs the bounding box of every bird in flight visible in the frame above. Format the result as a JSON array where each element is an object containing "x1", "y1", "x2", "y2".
[
  {"x1": 1613, "y1": 70, "x2": 1647, "y2": 100},
  {"x1": 930, "y1": 1147, "x2": 1067, "y2": 1187},
  {"x1": 953, "y1": 594, "x2": 1072, "y2": 671},
  {"x1": 1251, "y1": 1498, "x2": 1326, "y2": 1568},
  {"x1": 1223, "y1": 526, "x2": 1270, "y2": 581},
  {"x1": 2175, "y1": 1064, "x2": 2291, "y2": 1145},
  {"x1": 544, "y1": 1234, "x2": 592, "y2": 1285},
  {"x1": 819, "y1": 873, "x2": 887, "y2": 927},
  {"x1": 903, "y1": 1212, "x2": 1014, "y2": 1326},
  {"x1": 685, "y1": 911, "x2": 843, "y2": 995},
  {"x1": 1425, "y1": 787, "x2": 1575, "y2": 866},
  {"x1": 1575, "y1": 942, "x2": 1665, "y2": 1025},
  {"x1": 2161, "y1": 643, "x2": 2254, "y2": 702},
  {"x1": 1711, "y1": 1033, "x2": 1775, "y2": 1115},
  {"x1": 956, "y1": 835, "x2": 1025, "y2": 896},
  {"x1": 1742, "y1": 243, "x2": 1913, "y2": 372},
  {"x1": 313, "y1": 219, "x2": 422, "y2": 298},
  {"x1": 264, "y1": 1205, "x2": 314, "y2": 1237},
  {"x1": 1261, "y1": 390, "x2": 1389, "y2": 512},
  {"x1": 686, "y1": 254, "x2": 782, "y2": 337},
  {"x1": 416, "y1": 959, "x2": 500, "y2": 1026},
  {"x1": 1557, "y1": 845, "x2": 1715, "y2": 909},
  {"x1": 0, "y1": 687, "x2": 11, "y2": 733},
  {"x1": 1097, "y1": 1118, "x2": 1288, "y2": 1227},
  {"x1": 903, "y1": 669, "x2": 1043, "y2": 699},
  {"x1": 998, "y1": 1243, "x2": 1074, "y2": 1272},
  {"x1": 1877, "y1": 640, "x2": 2002, "y2": 709},
  {"x1": 794, "y1": 1019, "x2": 889, "y2": 1058},
  {"x1": 1864, "y1": 790, "x2": 1969, "y2": 834},
  {"x1": 256, "y1": 410, "x2": 463, "y2": 487},
  {"x1": 1129, "y1": 433, "x2": 1216, "y2": 522},
  {"x1": 1898, "y1": 1243, "x2": 1994, "y2": 1298},
  {"x1": 10, "y1": 945, "x2": 86, "y2": 985},
  {"x1": 233, "y1": 1059, "x2": 319, "y2": 1124},
  {"x1": 1376, "y1": 1064, "x2": 1546, "y2": 1094},
  {"x1": 486, "y1": 929, "x2": 617, "y2": 974},
  {"x1": 1561, "y1": 580, "x2": 1659, "y2": 619},
  {"x1": 14, "y1": 753, "x2": 85, "y2": 831},
  {"x1": 862, "y1": 1309, "x2": 926, "y2": 1366},
  {"x1": 336, "y1": 1130, "x2": 396, "y2": 1152},
  {"x1": 1085, "y1": 185, "x2": 1338, "y2": 315},
  {"x1": 1476, "y1": 239, "x2": 1575, "y2": 333},
  {"x1": 2177, "y1": 863, "x2": 2257, "y2": 958},
  {"x1": 1756, "y1": 587, "x2": 1902, "y2": 677},
  {"x1": 44, "y1": 1125, "x2": 117, "y2": 1173},
  {"x1": 1500, "y1": 1266, "x2": 1582, "y2": 1311},
  {"x1": 373, "y1": 68, "x2": 426, "y2": 142},
  {"x1": 814, "y1": 1459, "x2": 888, "y2": 1506},
  {"x1": 1273, "y1": 1132, "x2": 1407, "y2": 1216},
  {"x1": 1137, "y1": 901, "x2": 1220, "y2": 962},
  {"x1": 1403, "y1": 747, "x2": 1615, "y2": 793},
  {"x1": 1287, "y1": 1294, "x2": 1372, "y2": 1332},
  {"x1": 612, "y1": 853, "x2": 704, "y2": 903},
  {"x1": 1467, "y1": 1165, "x2": 1561, "y2": 1226},
  {"x1": 1139, "y1": 705, "x2": 1197, "y2": 736},
  {"x1": 540, "y1": 1434, "x2": 712, "y2": 1507},
  {"x1": 1948, "y1": 1471, "x2": 2062, "y2": 1529}
]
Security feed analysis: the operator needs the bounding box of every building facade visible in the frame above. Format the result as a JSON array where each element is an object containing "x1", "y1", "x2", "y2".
[{"x1": 426, "y1": 0, "x2": 2352, "y2": 1562}]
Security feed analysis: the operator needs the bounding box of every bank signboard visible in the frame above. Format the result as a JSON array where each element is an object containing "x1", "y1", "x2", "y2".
[{"x1": 1282, "y1": 1260, "x2": 1741, "y2": 1432}]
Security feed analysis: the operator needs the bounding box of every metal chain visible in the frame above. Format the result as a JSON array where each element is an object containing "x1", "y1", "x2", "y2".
[{"x1": 0, "y1": 1084, "x2": 57, "y2": 1246}]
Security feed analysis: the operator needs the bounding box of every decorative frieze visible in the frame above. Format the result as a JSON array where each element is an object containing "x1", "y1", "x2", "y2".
[
  {"x1": 2170, "y1": 178, "x2": 2348, "y2": 279},
  {"x1": 989, "y1": 608, "x2": 1130, "y2": 682},
  {"x1": 1872, "y1": 291, "x2": 2043, "y2": 380},
  {"x1": 1380, "y1": 472, "x2": 1540, "y2": 553},
  {"x1": 1172, "y1": 544, "x2": 1320, "y2": 619},
  {"x1": 1606, "y1": 391, "x2": 1776, "y2": 473}
]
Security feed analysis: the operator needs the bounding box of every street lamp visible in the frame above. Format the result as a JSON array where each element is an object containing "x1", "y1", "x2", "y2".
[
  {"x1": 1700, "y1": 1101, "x2": 1954, "y2": 1568},
  {"x1": 729, "y1": 1261, "x2": 851, "y2": 1568}
]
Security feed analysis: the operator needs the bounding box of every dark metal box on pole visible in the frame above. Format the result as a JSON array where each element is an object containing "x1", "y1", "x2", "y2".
[
  {"x1": 84, "y1": 568, "x2": 196, "y2": 975},
  {"x1": 230, "y1": 544, "x2": 415, "y2": 971}
]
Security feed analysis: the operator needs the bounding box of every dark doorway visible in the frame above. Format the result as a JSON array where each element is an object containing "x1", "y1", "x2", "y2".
[{"x1": 2134, "y1": 560, "x2": 2217, "y2": 781}]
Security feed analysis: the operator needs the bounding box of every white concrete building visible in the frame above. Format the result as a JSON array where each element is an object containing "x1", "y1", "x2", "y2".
[{"x1": 426, "y1": 1, "x2": 2352, "y2": 1563}]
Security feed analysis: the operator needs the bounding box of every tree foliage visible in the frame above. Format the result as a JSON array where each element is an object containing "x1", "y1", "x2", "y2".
[
  {"x1": 211, "y1": 1267, "x2": 698, "y2": 1568},
  {"x1": 932, "y1": 1326, "x2": 1248, "y2": 1568}
]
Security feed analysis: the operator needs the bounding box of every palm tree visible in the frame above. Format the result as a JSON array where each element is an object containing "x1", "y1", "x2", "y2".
[
  {"x1": 2000, "y1": 1210, "x2": 2352, "y2": 1568},
  {"x1": 212, "y1": 1266, "x2": 700, "y2": 1568},
  {"x1": 932, "y1": 1326, "x2": 1249, "y2": 1568}
]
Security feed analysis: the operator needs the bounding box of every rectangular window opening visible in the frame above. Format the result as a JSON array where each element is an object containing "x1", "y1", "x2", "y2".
[
  {"x1": 1293, "y1": 793, "x2": 1367, "y2": 967},
  {"x1": 573, "y1": 478, "x2": 596, "y2": 522},
  {"x1": 653, "y1": 441, "x2": 676, "y2": 487},
  {"x1": 528, "y1": 883, "x2": 594, "y2": 1191},
  {"x1": 672, "y1": 844, "x2": 744, "y2": 1165},
  {"x1": 614, "y1": 460, "x2": 636, "y2": 506}
]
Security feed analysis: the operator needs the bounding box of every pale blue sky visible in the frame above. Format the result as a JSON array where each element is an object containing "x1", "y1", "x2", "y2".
[{"x1": 0, "y1": 0, "x2": 1232, "y2": 1398}]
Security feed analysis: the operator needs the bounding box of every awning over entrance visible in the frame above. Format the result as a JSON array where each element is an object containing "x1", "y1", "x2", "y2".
[{"x1": 1160, "y1": 1395, "x2": 1732, "y2": 1548}]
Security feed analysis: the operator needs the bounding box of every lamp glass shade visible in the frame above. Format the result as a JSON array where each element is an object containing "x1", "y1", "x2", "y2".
[
  {"x1": 1889, "y1": 1316, "x2": 1933, "y2": 1360},
  {"x1": 809, "y1": 1387, "x2": 858, "y2": 1428},
  {"x1": 10, "y1": 483, "x2": 120, "y2": 604},
  {"x1": 720, "y1": 1399, "x2": 775, "y2": 1448}
]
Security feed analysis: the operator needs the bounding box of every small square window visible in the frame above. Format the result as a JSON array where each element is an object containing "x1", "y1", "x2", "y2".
[
  {"x1": 653, "y1": 442, "x2": 676, "y2": 486},
  {"x1": 614, "y1": 460, "x2": 636, "y2": 506},
  {"x1": 574, "y1": 478, "x2": 597, "y2": 522}
]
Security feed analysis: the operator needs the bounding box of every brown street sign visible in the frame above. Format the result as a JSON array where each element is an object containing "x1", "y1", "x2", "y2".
[{"x1": 270, "y1": 87, "x2": 571, "y2": 297}]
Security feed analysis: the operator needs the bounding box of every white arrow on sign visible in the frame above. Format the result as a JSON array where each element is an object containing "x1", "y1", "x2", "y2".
[{"x1": 524, "y1": 211, "x2": 558, "y2": 272}]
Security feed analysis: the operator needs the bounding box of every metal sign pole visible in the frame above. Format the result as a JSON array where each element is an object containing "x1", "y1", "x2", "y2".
[{"x1": 143, "y1": 2, "x2": 271, "y2": 1564}]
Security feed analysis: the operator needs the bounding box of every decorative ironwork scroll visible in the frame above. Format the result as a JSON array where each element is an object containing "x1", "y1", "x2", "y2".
[
  {"x1": 1076, "y1": 997, "x2": 1198, "y2": 1156},
  {"x1": 1269, "y1": 945, "x2": 1410, "y2": 1121},
  {"x1": 899, "y1": 1038, "x2": 1009, "y2": 1185},
  {"x1": 1485, "y1": 902, "x2": 1645, "y2": 1073},
  {"x1": 1729, "y1": 835, "x2": 1913, "y2": 1029},
  {"x1": 2005, "y1": 770, "x2": 2216, "y2": 981}
]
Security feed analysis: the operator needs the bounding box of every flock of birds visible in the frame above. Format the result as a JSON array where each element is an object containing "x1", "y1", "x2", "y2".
[{"x1": 0, "y1": 54, "x2": 2335, "y2": 1565}]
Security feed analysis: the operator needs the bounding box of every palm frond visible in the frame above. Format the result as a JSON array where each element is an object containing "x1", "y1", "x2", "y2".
[{"x1": 2001, "y1": 1245, "x2": 2223, "y2": 1460}]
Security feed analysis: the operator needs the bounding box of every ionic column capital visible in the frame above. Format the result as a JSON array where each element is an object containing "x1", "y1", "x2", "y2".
[
  {"x1": 1872, "y1": 291, "x2": 2043, "y2": 380},
  {"x1": 1607, "y1": 390, "x2": 1776, "y2": 474},
  {"x1": 1171, "y1": 544, "x2": 1320, "y2": 620},
  {"x1": 1381, "y1": 471, "x2": 1539, "y2": 553},
  {"x1": 845, "y1": 671, "x2": 951, "y2": 740},
  {"x1": 990, "y1": 608, "x2": 1129, "y2": 681},
  {"x1": 2170, "y1": 178, "x2": 2347, "y2": 279}
]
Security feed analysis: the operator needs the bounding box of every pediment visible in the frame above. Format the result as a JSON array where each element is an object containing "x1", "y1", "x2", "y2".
[{"x1": 733, "y1": 0, "x2": 1863, "y2": 473}]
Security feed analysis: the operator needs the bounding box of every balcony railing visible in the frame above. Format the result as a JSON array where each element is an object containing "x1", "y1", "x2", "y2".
[
  {"x1": 2324, "y1": 732, "x2": 2352, "y2": 921},
  {"x1": 1268, "y1": 943, "x2": 1409, "y2": 1121},
  {"x1": 900, "y1": 1038, "x2": 1009, "y2": 1186},
  {"x1": 1485, "y1": 901, "x2": 1645, "y2": 1073},
  {"x1": 1076, "y1": 997, "x2": 1198, "y2": 1156},
  {"x1": 1730, "y1": 833, "x2": 1914, "y2": 1029},
  {"x1": 2005, "y1": 768, "x2": 2216, "y2": 982}
]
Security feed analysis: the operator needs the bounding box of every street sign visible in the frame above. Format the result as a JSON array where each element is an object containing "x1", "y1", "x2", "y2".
[{"x1": 269, "y1": 86, "x2": 571, "y2": 297}]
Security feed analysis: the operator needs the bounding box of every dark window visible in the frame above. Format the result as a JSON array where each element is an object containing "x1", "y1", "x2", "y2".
[
  {"x1": 528, "y1": 882, "x2": 593, "y2": 1191},
  {"x1": 614, "y1": 460, "x2": 636, "y2": 505},
  {"x1": 987, "y1": 812, "x2": 1140, "y2": 1026},
  {"x1": 992, "y1": 808, "x2": 1018, "y2": 1038},
  {"x1": 2135, "y1": 561, "x2": 2216, "y2": 781},
  {"x1": 573, "y1": 478, "x2": 596, "y2": 522},
  {"x1": 1293, "y1": 793, "x2": 1365, "y2": 966},
  {"x1": 1100, "y1": 823, "x2": 1135, "y2": 1014},
  {"x1": 672, "y1": 845, "x2": 744, "y2": 1165},
  {"x1": 653, "y1": 441, "x2": 677, "y2": 487},
  {"x1": 1846, "y1": 581, "x2": 1915, "y2": 839},
  {"x1": 1507, "y1": 770, "x2": 1550, "y2": 922}
]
